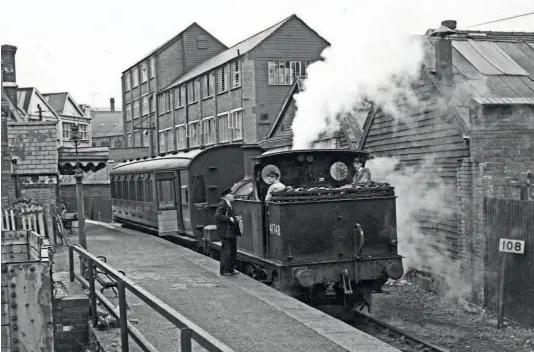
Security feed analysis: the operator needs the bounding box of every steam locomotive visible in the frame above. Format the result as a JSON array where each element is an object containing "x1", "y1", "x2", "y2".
[{"x1": 109, "y1": 144, "x2": 404, "y2": 314}]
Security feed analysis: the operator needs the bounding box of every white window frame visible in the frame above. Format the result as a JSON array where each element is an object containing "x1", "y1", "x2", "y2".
[
  {"x1": 126, "y1": 103, "x2": 132, "y2": 121},
  {"x1": 158, "y1": 94, "x2": 165, "y2": 115},
  {"x1": 62, "y1": 122, "x2": 72, "y2": 140},
  {"x1": 79, "y1": 124, "x2": 89, "y2": 140},
  {"x1": 143, "y1": 131, "x2": 150, "y2": 147},
  {"x1": 127, "y1": 132, "x2": 133, "y2": 148},
  {"x1": 175, "y1": 124, "x2": 186, "y2": 149},
  {"x1": 124, "y1": 72, "x2": 131, "y2": 91},
  {"x1": 133, "y1": 100, "x2": 140, "y2": 119},
  {"x1": 150, "y1": 96, "x2": 156, "y2": 112},
  {"x1": 218, "y1": 64, "x2": 229, "y2": 93},
  {"x1": 202, "y1": 117, "x2": 216, "y2": 145},
  {"x1": 141, "y1": 62, "x2": 148, "y2": 83},
  {"x1": 174, "y1": 89, "x2": 181, "y2": 109},
  {"x1": 158, "y1": 130, "x2": 166, "y2": 152},
  {"x1": 150, "y1": 57, "x2": 156, "y2": 78},
  {"x1": 230, "y1": 108, "x2": 243, "y2": 141},
  {"x1": 134, "y1": 131, "x2": 141, "y2": 147},
  {"x1": 132, "y1": 67, "x2": 139, "y2": 87},
  {"x1": 166, "y1": 128, "x2": 174, "y2": 152},
  {"x1": 187, "y1": 120, "x2": 200, "y2": 147},
  {"x1": 232, "y1": 61, "x2": 241, "y2": 88},
  {"x1": 141, "y1": 96, "x2": 149, "y2": 116},
  {"x1": 217, "y1": 112, "x2": 231, "y2": 143}
]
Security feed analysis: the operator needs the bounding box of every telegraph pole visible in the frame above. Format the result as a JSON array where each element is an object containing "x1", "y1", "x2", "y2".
[{"x1": 70, "y1": 124, "x2": 87, "y2": 249}]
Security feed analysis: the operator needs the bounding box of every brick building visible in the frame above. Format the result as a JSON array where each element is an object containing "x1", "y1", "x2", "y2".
[
  {"x1": 357, "y1": 22, "x2": 534, "y2": 304},
  {"x1": 121, "y1": 22, "x2": 227, "y2": 154},
  {"x1": 121, "y1": 14, "x2": 330, "y2": 155}
]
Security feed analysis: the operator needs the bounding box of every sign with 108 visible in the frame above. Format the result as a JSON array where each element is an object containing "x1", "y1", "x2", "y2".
[{"x1": 499, "y1": 238, "x2": 525, "y2": 254}]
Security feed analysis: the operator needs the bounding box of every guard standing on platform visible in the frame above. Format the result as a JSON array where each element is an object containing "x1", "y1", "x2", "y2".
[{"x1": 215, "y1": 187, "x2": 241, "y2": 276}]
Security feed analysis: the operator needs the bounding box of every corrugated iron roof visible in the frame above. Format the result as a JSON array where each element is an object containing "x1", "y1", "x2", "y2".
[
  {"x1": 164, "y1": 15, "x2": 294, "y2": 90},
  {"x1": 473, "y1": 97, "x2": 534, "y2": 105},
  {"x1": 495, "y1": 42, "x2": 534, "y2": 79},
  {"x1": 453, "y1": 41, "x2": 505, "y2": 75}
]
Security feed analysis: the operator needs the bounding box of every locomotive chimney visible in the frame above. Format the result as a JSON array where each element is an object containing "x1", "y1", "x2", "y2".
[
  {"x1": 428, "y1": 20, "x2": 457, "y2": 84},
  {"x1": 242, "y1": 144, "x2": 264, "y2": 179}
]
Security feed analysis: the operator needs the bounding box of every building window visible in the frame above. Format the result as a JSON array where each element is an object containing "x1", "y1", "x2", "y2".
[
  {"x1": 150, "y1": 96, "x2": 155, "y2": 112},
  {"x1": 79, "y1": 124, "x2": 88, "y2": 140},
  {"x1": 134, "y1": 131, "x2": 141, "y2": 147},
  {"x1": 166, "y1": 129, "x2": 174, "y2": 152},
  {"x1": 114, "y1": 139, "x2": 123, "y2": 148},
  {"x1": 230, "y1": 109, "x2": 243, "y2": 141},
  {"x1": 127, "y1": 133, "x2": 133, "y2": 147},
  {"x1": 124, "y1": 73, "x2": 131, "y2": 91},
  {"x1": 143, "y1": 131, "x2": 150, "y2": 147},
  {"x1": 188, "y1": 81, "x2": 198, "y2": 104},
  {"x1": 180, "y1": 86, "x2": 186, "y2": 106},
  {"x1": 159, "y1": 131, "x2": 165, "y2": 151},
  {"x1": 175, "y1": 125, "x2": 186, "y2": 149},
  {"x1": 166, "y1": 91, "x2": 172, "y2": 112},
  {"x1": 188, "y1": 121, "x2": 200, "y2": 147},
  {"x1": 132, "y1": 67, "x2": 139, "y2": 87},
  {"x1": 218, "y1": 64, "x2": 230, "y2": 93},
  {"x1": 159, "y1": 94, "x2": 165, "y2": 115},
  {"x1": 268, "y1": 61, "x2": 311, "y2": 85},
  {"x1": 174, "y1": 89, "x2": 181, "y2": 108},
  {"x1": 203, "y1": 72, "x2": 215, "y2": 98},
  {"x1": 150, "y1": 57, "x2": 156, "y2": 78},
  {"x1": 141, "y1": 62, "x2": 148, "y2": 83},
  {"x1": 142, "y1": 96, "x2": 149, "y2": 116},
  {"x1": 202, "y1": 117, "x2": 216, "y2": 145},
  {"x1": 217, "y1": 113, "x2": 230, "y2": 143},
  {"x1": 133, "y1": 100, "x2": 140, "y2": 119},
  {"x1": 62, "y1": 122, "x2": 72, "y2": 139},
  {"x1": 232, "y1": 61, "x2": 241, "y2": 88},
  {"x1": 126, "y1": 103, "x2": 132, "y2": 121}
]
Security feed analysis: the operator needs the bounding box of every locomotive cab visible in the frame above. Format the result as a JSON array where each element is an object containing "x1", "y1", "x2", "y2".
[{"x1": 237, "y1": 149, "x2": 404, "y2": 315}]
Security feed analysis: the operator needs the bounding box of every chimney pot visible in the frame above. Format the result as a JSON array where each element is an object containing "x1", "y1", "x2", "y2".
[{"x1": 110, "y1": 97, "x2": 115, "y2": 112}]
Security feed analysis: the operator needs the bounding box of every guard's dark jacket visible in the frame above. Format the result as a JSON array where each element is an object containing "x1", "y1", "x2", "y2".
[{"x1": 215, "y1": 200, "x2": 241, "y2": 239}]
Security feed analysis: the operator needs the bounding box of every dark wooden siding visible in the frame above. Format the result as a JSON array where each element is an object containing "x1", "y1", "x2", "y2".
[
  {"x1": 184, "y1": 24, "x2": 227, "y2": 73},
  {"x1": 361, "y1": 76, "x2": 469, "y2": 259},
  {"x1": 250, "y1": 17, "x2": 328, "y2": 141}
]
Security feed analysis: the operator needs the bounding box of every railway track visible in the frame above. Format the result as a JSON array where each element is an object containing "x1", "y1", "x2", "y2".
[{"x1": 348, "y1": 311, "x2": 449, "y2": 352}]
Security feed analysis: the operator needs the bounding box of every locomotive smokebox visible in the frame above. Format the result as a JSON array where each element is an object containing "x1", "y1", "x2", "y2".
[{"x1": 241, "y1": 144, "x2": 264, "y2": 179}]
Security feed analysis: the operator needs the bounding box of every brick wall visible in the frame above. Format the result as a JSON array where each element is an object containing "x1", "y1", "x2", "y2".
[
  {"x1": 459, "y1": 104, "x2": 534, "y2": 304},
  {"x1": 8, "y1": 121, "x2": 58, "y2": 174},
  {"x1": 53, "y1": 281, "x2": 89, "y2": 352}
]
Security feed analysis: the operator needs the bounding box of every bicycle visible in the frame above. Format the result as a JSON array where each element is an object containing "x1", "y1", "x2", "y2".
[{"x1": 52, "y1": 206, "x2": 69, "y2": 247}]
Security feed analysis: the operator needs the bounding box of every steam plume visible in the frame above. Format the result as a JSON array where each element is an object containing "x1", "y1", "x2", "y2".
[{"x1": 291, "y1": 7, "x2": 425, "y2": 149}]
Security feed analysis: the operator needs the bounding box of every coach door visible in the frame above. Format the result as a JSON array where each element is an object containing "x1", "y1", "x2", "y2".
[{"x1": 155, "y1": 172, "x2": 179, "y2": 237}]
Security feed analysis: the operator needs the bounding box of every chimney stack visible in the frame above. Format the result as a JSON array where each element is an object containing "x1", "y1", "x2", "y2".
[
  {"x1": 1, "y1": 45, "x2": 18, "y2": 105},
  {"x1": 429, "y1": 20, "x2": 457, "y2": 84},
  {"x1": 110, "y1": 97, "x2": 115, "y2": 112}
]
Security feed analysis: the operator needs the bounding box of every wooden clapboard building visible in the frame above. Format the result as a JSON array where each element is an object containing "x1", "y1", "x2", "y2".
[{"x1": 358, "y1": 21, "x2": 534, "y2": 303}]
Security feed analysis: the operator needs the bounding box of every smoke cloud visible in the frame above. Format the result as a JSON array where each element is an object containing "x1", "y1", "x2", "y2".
[{"x1": 291, "y1": 5, "x2": 425, "y2": 149}]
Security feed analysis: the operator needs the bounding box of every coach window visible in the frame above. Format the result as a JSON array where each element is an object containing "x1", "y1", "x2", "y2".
[
  {"x1": 116, "y1": 179, "x2": 122, "y2": 199},
  {"x1": 157, "y1": 179, "x2": 176, "y2": 210},
  {"x1": 137, "y1": 176, "x2": 145, "y2": 201},
  {"x1": 130, "y1": 178, "x2": 137, "y2": 201},
  {"x1": 110, "y1": 177, "x2": 116, "y2": 198},
  {"x1": 123, "y1": 178, "x2": 129, "y2": 200},
  {"x1": 145, "y1": 177, "x2": 153, "y2": 202}
]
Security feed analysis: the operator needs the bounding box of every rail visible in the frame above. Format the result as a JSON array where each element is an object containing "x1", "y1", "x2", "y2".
[{"x1": 68, "y1": 245, "x2": 235, "y2": 352}]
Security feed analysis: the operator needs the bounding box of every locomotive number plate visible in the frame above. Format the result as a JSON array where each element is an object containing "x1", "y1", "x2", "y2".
[{"x1": 269, "y1": 223, "x2": 280, "y2": 236}]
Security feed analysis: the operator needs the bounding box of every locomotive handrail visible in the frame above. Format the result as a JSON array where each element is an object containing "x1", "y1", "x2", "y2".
[{"x1": 68, "y1": 245, "x2": 235, "y2": 352}]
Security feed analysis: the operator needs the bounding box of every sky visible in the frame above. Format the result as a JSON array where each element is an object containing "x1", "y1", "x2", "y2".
[{"x1": 1, "y1": 0, "x2": 532, "y2": 109}]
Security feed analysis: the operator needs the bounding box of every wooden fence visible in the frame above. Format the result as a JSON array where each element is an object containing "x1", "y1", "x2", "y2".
[
  {"x1": 484, "y1": 197, "x2": 534, "y2": 328},
  {"x1": 1, "y1": 203, "x2": 47, "y2": 237}
]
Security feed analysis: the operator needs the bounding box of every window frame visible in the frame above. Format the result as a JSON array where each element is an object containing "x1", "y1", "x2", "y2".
[
  {"x1": 124, "y1": 72, "x2": 131, "y2": 91},
  {"x1": 230, "y1": 108, "x2": 243, "y2": 141},
  {"x1": 141, "y1": 62, "x2": 148, "y2": 83},
  {"x1": 141, "y1": 96, "x2": 149, "y2": 116},
  {"x1": 231, "y1": 60, "x2": 241, "y2": 88},
  {"x1": 149, "y1": 57, "x2": 156, "y2": 78},
  {"x1": 187, "y1": 120, "x2": 200, "y2": 147},
  {"x1": 217, "y1": 112, "x2": 230, "y2": 143},
  {"x1": 202, "y1": 117, "x2": 216, "y2": 145},
  {"x1": 175, "y1": 124, "x2": 186, "y2": 149},
  {"x1": 133, "y1": 100, "x2": 140, "y2": 119},
  {"x1": 132, "y1": 67, "x2": 139, "y2": 87},
  {"x1": 126, "y1": 103, "x2": 132, "y2": 121},
  {"x1": 156, "y1": 178, "x2": 176, "y2": 210}
]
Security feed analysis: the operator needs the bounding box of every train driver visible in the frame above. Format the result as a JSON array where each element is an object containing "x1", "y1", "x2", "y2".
[
  {"x1": 351, "y1": 157, "x2": 371, "y2": 185},
  {"x1": 265, "y1": 171, "x2": 286, "y2": 202},
  {"x1": 215, "y1": 187, "x2": 241, "y2": 276}
]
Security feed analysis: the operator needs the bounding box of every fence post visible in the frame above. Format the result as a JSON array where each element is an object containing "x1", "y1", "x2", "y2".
[
  {"x1": 87, "y1": 258, "x2": 98, "y2": 328},
  {"x1": 69, "y1": 246, "x2": 75, "y2": 282},
  {"x1": 118, "y1": 281, "x2": 129, "y2": 352},
  {"x1": 180, "y1": 328, "x2": 193, "y2": 352}
]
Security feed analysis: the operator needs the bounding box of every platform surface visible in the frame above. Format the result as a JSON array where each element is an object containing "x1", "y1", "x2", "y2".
[{"x1": 53, "y1": 221, "x2": 400, "y2": 352}]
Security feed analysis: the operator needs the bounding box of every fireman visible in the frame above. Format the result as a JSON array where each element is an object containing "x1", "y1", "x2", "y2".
[{"x1": 265, "y1": 171, "x2": 286, "y2": 202}]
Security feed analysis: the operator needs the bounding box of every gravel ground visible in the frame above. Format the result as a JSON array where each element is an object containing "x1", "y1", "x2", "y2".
[{"x1": 372, "y1": 280, "x2": 534, "y2": 352}]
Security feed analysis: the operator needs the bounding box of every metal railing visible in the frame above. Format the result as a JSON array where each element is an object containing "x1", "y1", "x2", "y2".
[{"x1": 68, "y1": 245, "x2": 235, "y2": 352}]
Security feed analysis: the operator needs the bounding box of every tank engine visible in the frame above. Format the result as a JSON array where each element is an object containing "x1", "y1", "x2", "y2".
[{"x1": 110, "y1": 144, "x2": 404, "y2": 315}]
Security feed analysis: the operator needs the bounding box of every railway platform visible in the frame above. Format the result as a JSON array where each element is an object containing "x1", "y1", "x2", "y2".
[{"x1": 53, "y1": 221, "x2": 400, "y2": 352}]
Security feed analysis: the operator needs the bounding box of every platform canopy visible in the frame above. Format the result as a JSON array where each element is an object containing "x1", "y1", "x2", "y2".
[{"x1": 58, "y1": 146, "x2": 109, "y2": 175}]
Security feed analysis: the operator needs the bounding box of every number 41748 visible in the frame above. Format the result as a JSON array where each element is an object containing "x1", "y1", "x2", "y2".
[{"x1": 499, "y1": 239, "x2": 525, "y2": 254}]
